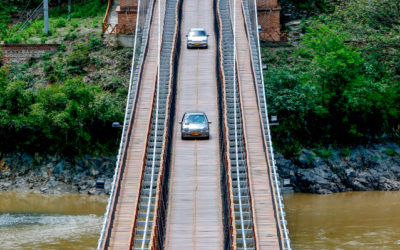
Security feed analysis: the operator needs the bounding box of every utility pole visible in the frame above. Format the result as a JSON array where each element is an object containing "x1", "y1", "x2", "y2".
[
  {"x1": 68, "y1": 0, "x2": 72, "y2": 21},
  {"x1": 44, "y1": 0, "x2": 49, "y2": 36}
]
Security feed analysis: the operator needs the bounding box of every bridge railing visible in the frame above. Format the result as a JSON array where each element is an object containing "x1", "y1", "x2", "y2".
[
  {"x1": 149, "y1": 0, "x2": 182, "y2": 247},
  {"x1": 241, "y1": 0, "x2": 291, "y2": 249},
  {"x1": 102, "y1": 0, "x2": 112, "y2": 33},
  {"x1": 97, "y1": 0, "x2": 155, "y2": 248},
  {"x1": 214, "y1": 0, "x2": 235, "y2": 248}
]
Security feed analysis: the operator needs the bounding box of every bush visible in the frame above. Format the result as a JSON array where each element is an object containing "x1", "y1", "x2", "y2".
[
  {"x1": 89, "y1": 37, "x2": 102, "y2": 51},
  {"x1": 55, "y1": 19, "x2": 66, "y2": 28},
  {"x1": 64, "y1": 32, "x2": 77, "y2": 41},
  {"x1": 43, "y1": 61, "x2": 54, "y2": 75},
  {"x1": 58, "y1": 43, "x2": 66, "y2": 52},
  {"x1": 41, "y1": 53, "x2": 52, "y2": 61},
  {"x1": 264, "y1": 0, "x2": 400, "y2": 155},
  {"x1": 384, "y1": 149, "x2": 397, "y2": 157},
  {"x1": 66, "y1": 51, "x2": 89, "y2": 75},
  {"x1": 0, "y1": 68, "x2": 124, "y2": 156}
]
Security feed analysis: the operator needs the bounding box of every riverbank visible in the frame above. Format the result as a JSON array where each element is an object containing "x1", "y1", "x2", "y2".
[
  {"x1": 277, "y1": 142, "x2": 400, "y2": 194},
  {"x1": 0, "y1": 153, "x2": 115, "y2": 195}
]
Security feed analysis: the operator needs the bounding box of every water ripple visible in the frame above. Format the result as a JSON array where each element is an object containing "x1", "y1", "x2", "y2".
[{"x1": 0, "y1": 213, "x2": 102, "y2": 249}]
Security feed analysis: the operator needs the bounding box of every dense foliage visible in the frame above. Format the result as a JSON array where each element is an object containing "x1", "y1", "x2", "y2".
[
  {"x1": 289, "y1": 0, "x2": 338, "y2": 13},
  {"x1": 0, "y1": 68, "x2": 124, "y2": 156},
  {"x1": 264, "y1": 0, "x2": 400, "y2": 156},
  {"x1": 0, "y1": 0, "x2": 127, "y2": 156}
]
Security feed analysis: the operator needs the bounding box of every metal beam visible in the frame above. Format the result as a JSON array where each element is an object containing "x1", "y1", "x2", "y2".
[{"x1": 44, "y1": 0, "x2": 49, "y2": 36}]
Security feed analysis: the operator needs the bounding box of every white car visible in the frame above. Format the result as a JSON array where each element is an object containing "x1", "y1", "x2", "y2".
[{"x1": 186, "y1": 28, "x2": 209, "y2": 49}]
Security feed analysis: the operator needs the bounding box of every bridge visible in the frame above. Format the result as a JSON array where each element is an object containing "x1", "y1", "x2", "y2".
[{"x1": 98, "y1": 0, "x2": 290, "y2": 249}]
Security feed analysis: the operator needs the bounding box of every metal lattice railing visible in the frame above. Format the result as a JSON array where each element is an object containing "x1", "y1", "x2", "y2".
[
  {"x1": 218, "y1": 0, "x2": 257, "y2": 248},
  {"x1": 132, "y1": 0, "x2": 180, "y2": 248},
  {"x1": 242, "y1": 0, "x2": 291, "y2": 249},
  {"x1": 97, "y1": 0, "x2": 155, "y2": 248}
]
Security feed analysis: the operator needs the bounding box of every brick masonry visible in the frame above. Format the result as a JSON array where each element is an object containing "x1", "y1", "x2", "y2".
[
  {"x1": 257, "y1": 0, "x2": 281, "y2": 41},
  {"x1": 117, "y1": 0, "x2": 137, "y2": 34},
  {"x1": 120, "y1": 0, "x2": 138, "y2": 9},
  {"x1": 1, "y1": 44, "x2": 59, "y2": 64}
]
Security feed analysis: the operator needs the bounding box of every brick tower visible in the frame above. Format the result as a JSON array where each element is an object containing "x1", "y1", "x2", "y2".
[
  {"x1": 257, "y1": 0, "x2": 281, "y2": 41},
  {"x1": 117, "y1": 0, "x2": 138, "y2": 33}
]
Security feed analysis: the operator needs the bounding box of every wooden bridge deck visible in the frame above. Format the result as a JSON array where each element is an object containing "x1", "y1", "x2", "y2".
[
  {"x1": 103, "y1": 0, "x2": 283, "y2": 248},
  {"x1": 107, "y1": 1, "x2": 164, "y2": 248},
  {"x1": 164, "y1": 0, "x2": 224, "y2": 248},
  {"x1": 234, "y1": 0, "x2": 280, "y2": 248}
]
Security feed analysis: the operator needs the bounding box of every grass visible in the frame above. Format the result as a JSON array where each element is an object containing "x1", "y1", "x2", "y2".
[{"x1": 2, "y1": 0, "x2": 106, "y2": 44}]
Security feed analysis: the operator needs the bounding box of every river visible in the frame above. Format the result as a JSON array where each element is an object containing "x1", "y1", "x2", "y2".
[
  {"x1": 284, "y1": 191, "x2": 400, "y2": 249},
  {"x1": 2, "y1": 191, "x2": 399, "y2": 248},
  {"x1": 0, "y1": 191, "x2": 107, "y2": 249}
]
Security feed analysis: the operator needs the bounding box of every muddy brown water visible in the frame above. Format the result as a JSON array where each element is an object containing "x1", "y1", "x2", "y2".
[
  {"x1": 0, "y1": 191, "x2": 107, "y2": 249},
  {"x1": 1, "y1": 191, "x2": 399, "y2": 249},
  {"x1": 284, "y1": 191, "x2": 400, "y2": 249}
]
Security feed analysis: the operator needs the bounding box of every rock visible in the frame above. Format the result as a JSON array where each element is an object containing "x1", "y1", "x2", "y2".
[
  {"x1": 91, "y1": 168, "x2": 99, "y2": 176},
  {"x1": 296, "y1": 167, "x2": 345, "y2": 194},
  {"x1": 298, "y1": 149, "x2": 316, "y2": 168},
  {"x1": 54, "y1": 161, "x2": 64, "y2": 175},
  {"x1": 0, "y1": 181, "x2": 12, "y2": 190},
  {"x1": 0, "y1": 152, "x2": 117, "y2": 195},
  {"x1": 41, "y1": 168, "x2": 49, "y2": 179},
  {"x1": 104, "y1": 179, "x2": 112, "y2": 194},
  {"x1": 286, "y1": 20, "x2": 301, "y2": 27},
  {"x1": 19, "y1": 166, "x2": 30, "y2": 176},
  {"x1": 88, "y1": 188, "x2": 96, "y2": 195},
  {"x1": 276, "y1": 142, "x2": 400, "y2": 194},
  {"x1": 21, "y1": 153, "x2": 33, "y2": 163}
]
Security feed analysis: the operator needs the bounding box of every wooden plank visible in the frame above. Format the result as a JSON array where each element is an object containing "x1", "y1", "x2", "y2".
[
  {"x1": 107, "y1": 1, "x2": 164, "y2": 248},
  {"x1": 164, "y1": 0, "x2": 224, "y2": 248},
  {"x1": 234, "y1": 0, "x2": 280, "y2": 249}
]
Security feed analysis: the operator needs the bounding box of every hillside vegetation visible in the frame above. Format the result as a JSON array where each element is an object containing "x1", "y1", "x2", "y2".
[
  {"x1": 0, "y1": 0, "x2": 129, "y2": 156},
  {"x1": 264, "y1": 0, "x2": 400, "y2": 156}
]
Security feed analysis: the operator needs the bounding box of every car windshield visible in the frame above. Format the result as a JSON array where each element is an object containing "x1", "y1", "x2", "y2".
[
  {"x1": 189, "y1": 30, "x2": 206, "y2": 37},
  {"x1": 184, "y1": 114, "x2": 207, "y2": 124}
]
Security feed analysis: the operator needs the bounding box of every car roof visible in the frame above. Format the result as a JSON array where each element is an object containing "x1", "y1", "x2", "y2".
[
  {"x1": 183, "y1": 111, "x2": 206, "y2": 116},
  {"x1": 189, "y1": 28, "x2": 206, "y2": 32}
]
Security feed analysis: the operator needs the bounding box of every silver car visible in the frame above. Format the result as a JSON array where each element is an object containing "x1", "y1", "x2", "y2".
[
  {"x1": 180, "y1": 112, "x2": 210, "y2": 139},
  {"x1": 186, "y1": 28, "x2": 209, "y2": 49}
]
